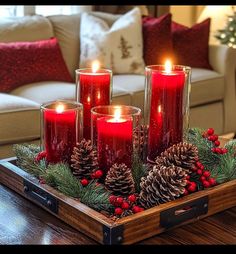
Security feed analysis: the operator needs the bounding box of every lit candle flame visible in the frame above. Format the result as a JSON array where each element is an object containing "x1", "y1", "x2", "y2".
[
  {"x1": 97, "y1": 91, "x2": 101, "y2": 100},
  {"x1": 56, "y1": 104, "x2": 64, "y2": 113},
  {"x1": 92, "y1": 60, "x2": 100, "y2": 73},
  {"x1": 87, "y1": 96, "x2": 91, "y2": 103},
  {"x1": 114, "y1": 107, "x2": 121, "y2": 122},
  {"x1": 158, "y1": 105, "x2": 161, "y2": 113},
  {"x1": 165, "y1": 59, "x2": 172, "y2": 73}
]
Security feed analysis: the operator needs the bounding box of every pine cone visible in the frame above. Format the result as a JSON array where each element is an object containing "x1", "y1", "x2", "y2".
[
  {"x1": 155, "y1": 142, "x2": 198, "y2": 173},
  {"x1": 105, "y1": 163, "x2": 135, "y2": 196},
  {"x1": 71, "y1": 139, "x2": 98, "y2": 180},
  {"x1": 139, "y1": 164, "x2": 187, "y2": 209}
]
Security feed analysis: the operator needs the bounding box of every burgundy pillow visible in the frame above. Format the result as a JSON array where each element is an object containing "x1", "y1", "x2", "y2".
[
  {"x1": 172, "y1": 18, "x2": 212, "y2": 69},
  {"x1": 0, "y1": 37, "x2": 73, "y2": 93},
  {"x1": 142, "y1": 13, "x2": 174, "y2": 65}
]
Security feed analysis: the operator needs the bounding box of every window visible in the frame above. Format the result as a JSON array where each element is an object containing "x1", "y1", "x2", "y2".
[{"x1": 0, "y1": 5, "x2": 92, "y2": 17}]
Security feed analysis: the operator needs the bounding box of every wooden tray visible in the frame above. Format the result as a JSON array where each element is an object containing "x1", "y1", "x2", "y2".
[{"x1": 0, "y1": 157, "x2": 236, "y2": 245}]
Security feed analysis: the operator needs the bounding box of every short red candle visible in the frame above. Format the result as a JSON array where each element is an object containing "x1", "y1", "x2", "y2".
[
  {"x1": 41, "y1": 101, "x2": 82, "y2": 164},
  {"x1": 147, "y1": 62, "x2": 186, "y2": 161},
  {"x1": 96, "y1": 109, "x2": 133, "y2": 172},
  {"x1": 76, "y1": 63, "x2": 111, "y2": 140}
]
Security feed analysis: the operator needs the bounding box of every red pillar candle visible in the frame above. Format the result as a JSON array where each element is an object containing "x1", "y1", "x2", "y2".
[
  {"x1": 41, "y1": 100, "x2": 83, "y2": 164},
  {"x1": 91, "y1": 105, "x2": 141, "y2": 173},
  {"x1": 145, "y1": 61, "x2": 191, "y2": 162},
  {"x1": 76, "y1": 61, "x2": 112, "y2": 140}
]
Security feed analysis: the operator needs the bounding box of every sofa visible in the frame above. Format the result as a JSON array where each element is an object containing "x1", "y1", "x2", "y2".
[{"x1": 1, "y1": 11, "x2": 236, "y2": 159}]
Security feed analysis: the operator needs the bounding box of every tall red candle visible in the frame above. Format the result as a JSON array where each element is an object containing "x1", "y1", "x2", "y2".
[
  {"x1": 146, "y1": 61, "x2": 190, "y2": 162},
  {"x1": 41, "y1": 101, "x2": 83, "y2": 164},
  {"x1": 96, "y1": 108, "x2": 133, "y2": 172},
  {"x1": 76, "y1": 62, "x2": 111, "y2": 140}
]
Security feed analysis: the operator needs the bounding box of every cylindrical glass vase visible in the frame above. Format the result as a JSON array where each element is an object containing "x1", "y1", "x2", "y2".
[
  {"x1": 75, "y1": 68, "x2": 112, "y2": 140},
  {"x1": 91, "y1": 105, "x2": 141, "y2": 173},
  {"x1": 40, "y1": 100, "x2": 83, "y2": 164},
  {"x1": 144, "y1": 64, "x2": 191, "y2": 162}
]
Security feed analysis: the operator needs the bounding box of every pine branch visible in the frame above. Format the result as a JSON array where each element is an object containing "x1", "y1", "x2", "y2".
[
  {"x1": 187, "y1": 128, "x2": 220, "y2": 170},
  {"x1": 13, "y1": 144, "x2": 46, "y2": 178},
  {"x1": 132, "y1": 155, "x2": 148, "y2": 193}
]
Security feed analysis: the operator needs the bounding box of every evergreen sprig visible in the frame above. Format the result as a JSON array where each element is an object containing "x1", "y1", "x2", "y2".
[
  {"x1": 187, "y1": 127, "x2": 236, "y2": 184},
  {"x1": 13, "y1": 144, "x2": 112, "y2": 212},
  {"x1": 132, "y1": 155, "x2": 148, "y2": 193},
  {"x1": 186, "y1": 128, "x2": 220, "y2": 169}
]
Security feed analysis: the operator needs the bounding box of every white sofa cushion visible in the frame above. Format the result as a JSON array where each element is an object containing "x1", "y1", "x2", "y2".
[
  {"x1": 79, "y1": 7, "x2": 145, "y2": 74},
  {"x1": 11, "y1": 81, "x2": 76, "y2": 104},
  {"x1": 0, "y1": 15, "x2": 53, "y2": 43},
  {"x1": 190, "y1": 68, "x2": 224, "y2": 106},
  {"x1": 0, "y1": 94, "x2": 40, "y2": 144},
  {"x1": 47, "y1": 14, "x2": 82, "y2": 80}
]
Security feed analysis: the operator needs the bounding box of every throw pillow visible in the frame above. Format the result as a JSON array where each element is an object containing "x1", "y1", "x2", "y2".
[
  {"x1": 142, "y1": 13, "x2": 174, "y2": 65},
  {"x1": 79, "y1": 7, "x2": 145, "y2": 74},
  {"x1": 172, "y1": 18, "x2": 212, "y2": 69},
  {"x1": 0, "y1": 37, "x2": 73, "y2": 93}
]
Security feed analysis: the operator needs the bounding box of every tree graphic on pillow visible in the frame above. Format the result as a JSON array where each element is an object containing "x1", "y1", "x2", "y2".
[{"x1": 118, "y1": 36, "x2": 132, "y2": 59}]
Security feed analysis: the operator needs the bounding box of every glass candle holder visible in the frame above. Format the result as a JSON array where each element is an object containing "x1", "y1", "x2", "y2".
[
  {"x1": 40, "y1": 100, "x2": 83, "y2": 164},
  {"x1": 75, "y1": 64, "x2": 112, "y2": 140},
  {"x1": 91, "y1": 105, "x2": 141, "y2": 173},
  {"x1": 144, "y1": 63, "x2": 191, "y2": 162}
]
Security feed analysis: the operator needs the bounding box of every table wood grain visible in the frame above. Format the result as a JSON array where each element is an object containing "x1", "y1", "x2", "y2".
[{"x1": 0, "y1": 184, "x2": 235, "y2": 245}]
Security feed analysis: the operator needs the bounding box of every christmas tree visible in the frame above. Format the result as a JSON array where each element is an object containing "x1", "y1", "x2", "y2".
[{"x1": 215, "y1": 6, "x2": 236, "y2": 48}]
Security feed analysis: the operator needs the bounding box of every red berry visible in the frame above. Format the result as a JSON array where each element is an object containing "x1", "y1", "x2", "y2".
[
  {"x1": 121, "y1": 202, "x2": 129, "y2": 210},
  {"x1": 91, "y1": 172, "x2": 96, "y2": 179},
  {"x1": 109, "y1": 195, "x2": 116, "y2": 204},
  {"x1": 115, "y1": 207, "x2": 123, "y2": 215},
  {"x1": 203, "y1": 180, "x2": 210, "y2": 188},
  {"x1": 214, "y1": 140, "x2": 220, "y2": 147},
  {"x1": 81, "y1": 178, "x2": 89, "y2": 186},
  {"x1": 183, "y1": 189, "x2": 189, "y2": 196},
  {"x1": 192, "y1": 166, "x2": 198, "y2": 172},
  {"x1": 190, "y1": 181, "x2": 197, "y2": 187},
  {"x1": 196, "y1": 161, "x2": 203, "y2": 168},
  {"x1": 211, "y1": 134, "x2": 218, "y2": 142},
  {"x1": 94, "y1": 170, "x2": 103, "y2": 178},
  {"x1": 188, "y1": 184, "x2": 196, "y2": 192},
  {"x1": 207, "y1": 128, "x2": 214, "y2": 135},
  {"x1": 186, "y1": 179, "x2": 191, "y2": 185},
  {"x1": 197, "y1": 169, "x2": 203, "y2": 175},
  {"x1": 35, "y1": 151, "x2": 47, "y2": 162},
  {"x1": 203, "y1": 171, "x2": 210, "y2": 178},
  {"x1": 116, "y1": 197, "x2": 124, "y2": 205},
  {"x1": 208, "y1": 136, "x2": 214, "y2": 141},
  {"x1": 200, "y1": 176, "x2": 206, "y2": 182},
  {"x1": 200, "y1": 165, "x2": 204, "y2": 170},
  {"x1": 132, "y1": 205, "x2": 142, "y2": 213},
  {"x1": 221, "y1": 148, "x2": 228, "y2": 154},
  {"x1": 211, "y1": 147, "x2": 217, "y2": 153},
  {"x1": 215, "y1": 148, "x2": 222, "y2": 154},
  {"x1": 186, "y1": 175, "x2": 190, "y2": 180},
  {"x1": 128, "y1": 194, "x2": 136, "y2": 203},
  {"x1": 209, "y1": 178, "x2": 217, "y2": 186}
]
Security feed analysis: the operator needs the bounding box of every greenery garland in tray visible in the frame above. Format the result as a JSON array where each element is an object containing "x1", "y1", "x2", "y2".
[{"x1": 13, "y1": 127, "x2": 236, "y2": 219}]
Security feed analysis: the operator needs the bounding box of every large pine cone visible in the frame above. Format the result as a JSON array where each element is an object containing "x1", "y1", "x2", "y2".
[
  {"x1": 105, "y1": 163, "x2": 135, "y2": 196},
  {"x1": 155, "y1": 142, "x2": 198, "y2": 173},
  {"x1": 139, "y1": 164, "x2": 187, "y2": 209},
  {"x1": 71, "y1": 139, "x2": 98, "y2": 180}
]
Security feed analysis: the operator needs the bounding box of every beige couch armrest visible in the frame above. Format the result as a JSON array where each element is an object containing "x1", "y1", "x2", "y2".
[{"x1": 209, "y1": 44, "x2": 236, "y2": 133}]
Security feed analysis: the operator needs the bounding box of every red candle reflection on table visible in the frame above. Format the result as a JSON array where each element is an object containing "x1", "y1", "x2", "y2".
[
  {"x1": 44, "y1": 103, "x2": 78, "y2": 163},
  {"x1": 78, "y1": 61, "x2": 111, "y2": 140},
  {"x1": 148, "y1": 60, "x2": 185, "y2": 162},
  {"x1": 97, "y1": 107, "x2": 133, "y2": 172}
]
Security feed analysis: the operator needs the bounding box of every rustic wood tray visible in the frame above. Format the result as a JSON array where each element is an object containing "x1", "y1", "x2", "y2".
[{"x1": 0, "y1": 157, "x2": 236, "y2": 245}]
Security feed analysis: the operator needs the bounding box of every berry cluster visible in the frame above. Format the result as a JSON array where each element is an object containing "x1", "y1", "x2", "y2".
[
  {"x1": 109, "y1": 194, "x2": 144, "y2": 216},
  {"x1": 184, "y1": 161, "x2": 217, "y2": 195},
  {"x1": 80, "y1": 169, "x2": 104, "y2": 187},
  {"x1": 35, "y1": 151, "x2": 47, "y2": 162},
  {"x1": 202, "y1": 128, "x2": 228, "y2": 154}
]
